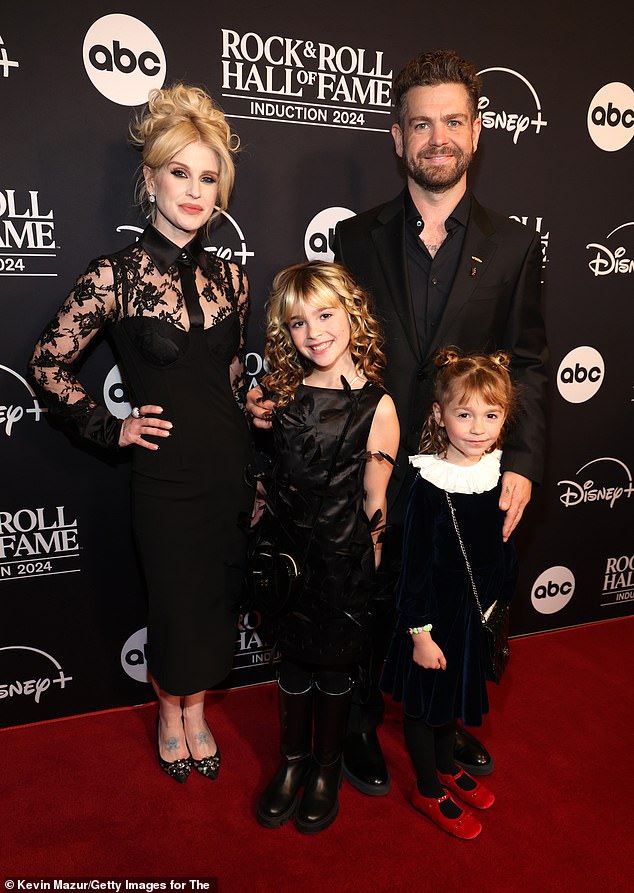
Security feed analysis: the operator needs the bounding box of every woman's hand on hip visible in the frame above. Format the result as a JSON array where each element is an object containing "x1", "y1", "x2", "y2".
[{"x1": 119, "y1": 405, "x2": 173, "y2": 450}]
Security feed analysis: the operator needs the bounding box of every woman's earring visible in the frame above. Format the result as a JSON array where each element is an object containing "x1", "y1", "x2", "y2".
[{"x1": 149, "y1": 193, "x2": 156, "y2": 203}]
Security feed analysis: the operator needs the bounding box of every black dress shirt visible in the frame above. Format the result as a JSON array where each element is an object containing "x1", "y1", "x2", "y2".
[{"x1": 404, "y1": 190, "x2": 471, "y2": 356}]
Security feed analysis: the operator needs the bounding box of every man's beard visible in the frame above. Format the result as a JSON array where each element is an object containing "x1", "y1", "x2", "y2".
[{"x1": 406, "y1": 147, "x2": 473, "y2": 194}]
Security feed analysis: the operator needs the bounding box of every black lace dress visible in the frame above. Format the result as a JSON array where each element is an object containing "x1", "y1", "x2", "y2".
[
  {"x1": 264, "y1": 381, "x2": 386, "y2": 666},
  {"x1": 30, "y1": 226, "x2": 252, "y2": 695}
]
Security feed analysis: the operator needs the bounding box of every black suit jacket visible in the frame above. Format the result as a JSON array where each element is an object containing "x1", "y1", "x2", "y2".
[{"x1": 334, "y1": 191, "x2": 547, "y2": 517}]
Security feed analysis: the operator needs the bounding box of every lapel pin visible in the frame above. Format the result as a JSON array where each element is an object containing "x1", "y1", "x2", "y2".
[{"x1": 470, "y1": 255, "x2": 482, "y2": 277}]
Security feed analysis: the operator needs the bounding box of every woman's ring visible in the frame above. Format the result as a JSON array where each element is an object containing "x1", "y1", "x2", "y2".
[{"x1": 132, "y1": 407, "x2": 142, "y2": 419}]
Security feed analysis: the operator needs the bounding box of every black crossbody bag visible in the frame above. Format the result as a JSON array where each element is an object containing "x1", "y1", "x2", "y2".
[{"x1": 445, "y1": 491, "x2": 511, "y2": 684}]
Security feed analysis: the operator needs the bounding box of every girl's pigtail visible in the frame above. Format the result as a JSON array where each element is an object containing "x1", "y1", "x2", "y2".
[
  {"x1": 434, "y1": 346, "x2": 461, "y2": 368},
  {"x1": 490, "y1": 351, "x2": 511, "y2": 370}
]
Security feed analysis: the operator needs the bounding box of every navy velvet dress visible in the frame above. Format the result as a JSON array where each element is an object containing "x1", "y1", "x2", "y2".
[{"x1": 380, "y1": 451, "x2": 517, "y2": 727}]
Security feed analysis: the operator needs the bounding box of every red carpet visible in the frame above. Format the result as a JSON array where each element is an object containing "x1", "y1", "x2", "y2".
[{"x1": 2, "y1": 618, "x2": 633, "y2": 893}]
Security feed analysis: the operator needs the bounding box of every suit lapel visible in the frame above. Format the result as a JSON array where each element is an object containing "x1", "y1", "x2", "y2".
[
  {"x1": 372, "y1": 195, "x2": 422, "y2": 361},
  {"x1": 427, "y1": 198, "x2": 497, "y2": 359}
]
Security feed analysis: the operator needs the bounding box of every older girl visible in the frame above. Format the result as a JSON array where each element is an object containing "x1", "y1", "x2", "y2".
[{"x1": 255, "y1": 261, "x2": 399, "y2": 833}]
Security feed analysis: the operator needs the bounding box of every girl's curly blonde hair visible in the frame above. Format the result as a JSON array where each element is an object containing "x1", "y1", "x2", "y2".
[
  {"x1": 129, "y1": 83, "x2": 239, "y2": 226},
  {"x1": 264, "y1": 261, "x2": 385, "y2": 409},
  {"x1": 419, "y1": 347, "x2": 517, "y2": 455}
]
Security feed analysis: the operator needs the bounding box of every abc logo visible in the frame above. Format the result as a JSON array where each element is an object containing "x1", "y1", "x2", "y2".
[
  {"x1": 556, "y1": 346, "x2": 605, "y2": 404},
  {"x1": 304, "y1": 207, "x2": 355, "y2": 262},
  {"x1": 245, "y1": 351, "x2": 269, "y2": 391},
  {"x1": 531, "y1": 567, "x2": 575, "y2": 615},
  {"x1": 587, "y1": 82, "x2": 634, "y2": 152},
  {"x1": 120, "y1": 628, "x2": 150, "y2": 683},
  {"x1": 245, "y1": 352, "x2": 267, "y2": 379},
  {"x1": 83, "y1": 14, "x2": 166, "y2": 106},
  {"x1": 103, "y1": 364, "x2": 132, "y2": 419},
  {"x1": 591, "y1": 102, "x2": 634, "y2": 128}
]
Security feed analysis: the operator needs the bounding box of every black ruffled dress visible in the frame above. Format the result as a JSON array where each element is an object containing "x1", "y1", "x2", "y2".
[{"x1": 263, "y1": 381, "x2": 387, "y2": 666}]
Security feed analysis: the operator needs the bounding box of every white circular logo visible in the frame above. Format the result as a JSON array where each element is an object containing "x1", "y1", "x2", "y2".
[
  {"x1": 556, "y1": 346, "x2": 605, "y2": 403},
  {"x1": 103, "y1": 364, "x2": 132, "y2": 419},
  {"x1": 587, "y1": 82, "x2": 634, "y2": 152},
  {"x1": 83, "y1": 14, "x2": 166, "y2": 106},
  {"x1": 121, "y1": 628, "x2": 149, "y2": 683},
  {"x1": 304, "y1": 207, "x2": 355, "y2": 262},
  {"x1": 531, "y1": 567, "x2": 575, "y2": 615}
]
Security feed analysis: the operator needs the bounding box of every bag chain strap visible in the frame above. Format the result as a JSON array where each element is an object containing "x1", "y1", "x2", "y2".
[{"x1": 445, "y1": 491, "x2": 488, "y2": 625}]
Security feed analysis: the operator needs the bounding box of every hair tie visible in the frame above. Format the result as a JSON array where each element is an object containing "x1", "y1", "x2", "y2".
[
  {"x1": 436, "y1": 348, "x2": 460, "y2": 367},
  {"x1": 491, "y1": 351, "x2": 510, "y2": 369}
]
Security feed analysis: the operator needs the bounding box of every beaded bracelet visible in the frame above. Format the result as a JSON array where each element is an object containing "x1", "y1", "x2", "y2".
[{"x1": 409, "y1": 624, "x2": 432, "y2": 634}]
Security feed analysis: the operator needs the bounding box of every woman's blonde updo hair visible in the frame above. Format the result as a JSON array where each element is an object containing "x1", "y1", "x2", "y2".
[
  {"x1": 419, "y1": 347, "x2": 517, "y2": 455},
  {"x1": 129, "y1": 83, "x2": 239, "y2": 224},
  {"x1": 264, "y1": 261, "x2": 386, "y2": 409}
]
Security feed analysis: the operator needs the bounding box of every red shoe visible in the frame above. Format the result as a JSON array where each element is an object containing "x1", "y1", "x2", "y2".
[
  {"x1": 411, "y1": 786, "x2": 482, "y2": 840},
  {"x1": 438, "y1": 768, "x2": 495, "y2": 809}
]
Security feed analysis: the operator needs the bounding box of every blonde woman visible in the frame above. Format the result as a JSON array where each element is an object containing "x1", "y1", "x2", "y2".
[{"x1": 30, "y1": 85, "x2": 252, "y2": 783}]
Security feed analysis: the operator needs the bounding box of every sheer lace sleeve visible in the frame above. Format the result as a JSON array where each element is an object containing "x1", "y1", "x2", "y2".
[
  {"x1": 29, "y1": 256, "x2": 123, "y2": 450},
  {"x1": 228, "y1": 263, "x2": 250, "y2": 409}
]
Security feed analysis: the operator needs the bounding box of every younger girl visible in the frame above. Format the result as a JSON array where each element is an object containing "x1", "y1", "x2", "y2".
[
  {"x1": 255, "y1": 260, "x2": 399, "y2": 834},
  {"x1": 381, "y1": 348, "x2": 518, "y2": 840}
]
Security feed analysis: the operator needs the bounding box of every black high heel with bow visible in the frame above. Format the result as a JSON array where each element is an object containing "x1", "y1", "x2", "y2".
[
  {"x1": 185, "y1": 719, "x2": 221, "y2": 780},
  {"x1": 156, "y1": 717, "x2": 192, "y2": 784}
]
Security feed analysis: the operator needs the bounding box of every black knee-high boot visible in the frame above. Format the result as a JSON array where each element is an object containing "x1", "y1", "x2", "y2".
[
  {"x1": 257, "y1": 682, "x2": 313, "y2": 828},
  {"x1": 296, "y1": 682, "x2": 353, "y2": 834}
]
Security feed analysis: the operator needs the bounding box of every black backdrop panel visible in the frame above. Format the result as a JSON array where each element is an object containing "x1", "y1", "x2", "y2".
[{"x1": 1, "y1": 1, "x2": 632, "y2": 727}]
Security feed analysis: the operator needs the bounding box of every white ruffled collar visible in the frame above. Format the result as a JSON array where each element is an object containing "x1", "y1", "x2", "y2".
[{"x1": 409, "y1": 449, "x2": 502, "y2": 494}]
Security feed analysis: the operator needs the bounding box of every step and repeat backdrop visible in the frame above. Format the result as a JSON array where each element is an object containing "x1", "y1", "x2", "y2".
[{"x1": 1, "y1": 1, "x2": 632, "y2": 727}]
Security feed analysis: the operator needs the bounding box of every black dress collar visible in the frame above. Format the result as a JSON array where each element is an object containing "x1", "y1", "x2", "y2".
[{"x1": 138, "y1": 225, "x2": 208, "y2": 274}]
